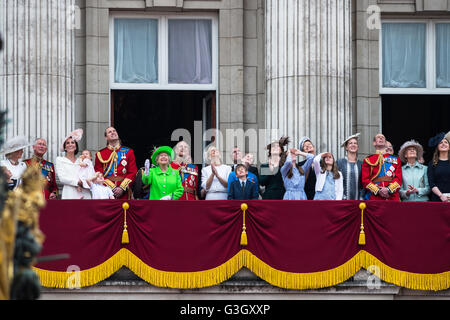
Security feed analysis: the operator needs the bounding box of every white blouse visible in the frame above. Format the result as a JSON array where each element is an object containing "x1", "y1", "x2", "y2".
[
  {"x1": 55, "y1": 156, "x2": 92, "y2": 199},
  {"x1": 201, "y1": 164, "x2": 231, "y2": 200},
  {"x1": 0, "y1": 159, "x2": 27, "y2": 189}
]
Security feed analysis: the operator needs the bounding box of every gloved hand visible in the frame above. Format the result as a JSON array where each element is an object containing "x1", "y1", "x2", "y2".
[
  {"x1": 144, "y1": 159, "x2": 150, "y2": 176},
  {"x1": 160, "y1": 195, "x2": 172, "y2": 200}
]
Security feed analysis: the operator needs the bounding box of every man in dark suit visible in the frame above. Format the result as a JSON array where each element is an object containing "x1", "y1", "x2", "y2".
[{"x1": 228, "y1": 164, "x2": 259, "y2": 200}]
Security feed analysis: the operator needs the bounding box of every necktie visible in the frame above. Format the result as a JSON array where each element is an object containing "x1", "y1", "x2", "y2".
[{"x1": 241, "y1": 181, "x2": 245, "y2": 194}]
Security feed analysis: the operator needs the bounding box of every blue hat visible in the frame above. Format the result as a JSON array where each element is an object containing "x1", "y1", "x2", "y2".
[
  {"x1": 428, "y1": 132, "x2": 446, "y2": 148},
  {"x1": 299, "y1": 136, "x2": 311, "y2": 151}
]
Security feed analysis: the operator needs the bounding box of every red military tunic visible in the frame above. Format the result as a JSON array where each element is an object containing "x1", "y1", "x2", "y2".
[
  {"x1": 170, "y1": 162, "x2": 199, "y2": 200},
  {"x1": 362, "y1": 151, "x2": 402, "y2": 201},
  {"x1": 94, "y1": 144, "x2": 137, "y2": 199},
  {"x1": 24, "y1": 156, "x2": 58, "y2": 199}
]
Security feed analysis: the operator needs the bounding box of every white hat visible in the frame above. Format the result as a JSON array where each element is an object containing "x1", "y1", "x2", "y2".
[
  {"x1": 0, "y1": 135, "x2": 31, "y2": 155},
  {"x1": 60, "y1": 128, "x2": 83, "y2": 152},
  {"x1": 341, "y1": 133, "x2": 361, "y2": 148},
  {"x1": 398, "y1": 140, "x2": 424, "y2": 164}
]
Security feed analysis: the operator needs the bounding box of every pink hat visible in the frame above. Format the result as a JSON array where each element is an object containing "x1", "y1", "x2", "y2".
[{"x1": 61, "y1": 128, "x2": 83, "y2": 152}]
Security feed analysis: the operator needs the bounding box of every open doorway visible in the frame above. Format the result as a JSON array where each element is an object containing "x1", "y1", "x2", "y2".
[
  {"x1": 382, "y1": 95, "x2": 450, "y2": 164},
  {"x1": 111, "y1": 90, "x2": 216, "y2": 169}
]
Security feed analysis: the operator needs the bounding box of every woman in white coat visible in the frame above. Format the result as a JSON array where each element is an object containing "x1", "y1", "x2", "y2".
[
  {"x1": 55, "y1": 129, "x2": 91, "y2": 199},
  {"x1": 0, "y1": 136, "x2": 31, "y2": 190}
]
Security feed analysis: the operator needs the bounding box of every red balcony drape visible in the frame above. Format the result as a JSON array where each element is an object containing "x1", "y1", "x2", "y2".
[{"x1": 34, "y1": 200, "x2": 450, "y2": 291}]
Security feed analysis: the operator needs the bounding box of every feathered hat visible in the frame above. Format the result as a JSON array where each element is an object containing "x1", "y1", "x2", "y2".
[
  {"x1": 61, "y1": 128, "x2": 83, "y2": 152},
  {"x1": 428, "y1": 132, "x2": 446, "y2": 149},
  {"x1": 398, "y1": 140, "x2": 424, "y2": 163}
]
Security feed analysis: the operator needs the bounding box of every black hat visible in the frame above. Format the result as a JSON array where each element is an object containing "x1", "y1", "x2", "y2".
[{"x1": 428, "y1": 132, "x2": 446, "y2": 148}]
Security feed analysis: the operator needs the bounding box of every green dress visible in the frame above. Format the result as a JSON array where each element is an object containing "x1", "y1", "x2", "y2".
[{"x1": 142, "y1": 166, "x2": 184, "y2": 200}]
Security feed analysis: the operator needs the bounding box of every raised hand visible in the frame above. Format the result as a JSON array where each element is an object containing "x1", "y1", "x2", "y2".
[{"x1": 144, "y1": 159, "x2": 150, "y2": 176}]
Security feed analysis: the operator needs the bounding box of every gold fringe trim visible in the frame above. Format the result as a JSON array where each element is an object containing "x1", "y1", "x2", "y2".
[{"x1": 33, "y1": 249, "x2": 450, "y2": 291}]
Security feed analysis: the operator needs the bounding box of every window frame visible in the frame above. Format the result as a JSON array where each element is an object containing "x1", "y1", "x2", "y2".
[
  {"x1": 379, "y1": 19, "x2": 450, "y2": 94},
  {"x1": 109, "y1": 12, "x2": 218, "y2": 91}
]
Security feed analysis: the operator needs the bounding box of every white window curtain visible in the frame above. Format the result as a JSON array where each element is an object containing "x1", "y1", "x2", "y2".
[
  {"x1": 168, "y1": 19, "x2": 212, "y2": 84},
  {"x1": 382, "y1": 23, "x2": 426, "y2": 88},
  {"x1": 114, "y1": 19, "x2": 158, "y2": 83},
  {"x1": 436, "y1": 24, "x2": 450, "y2": 88}
]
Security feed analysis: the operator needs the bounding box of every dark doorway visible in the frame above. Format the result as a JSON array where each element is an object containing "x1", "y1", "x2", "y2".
[
  {"x1": 112, "y1": 90, "x2": 216, "y2": 168},
  {"x1": 382, "y1": 95, "x2": 450, "y2": 164}
]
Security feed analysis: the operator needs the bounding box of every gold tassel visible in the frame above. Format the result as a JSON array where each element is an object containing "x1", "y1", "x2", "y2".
[
  {"x1": 358, "y1": 202, "x2": 366, "y2": 246},
  {"x1": 240, "y1": 203, "x2": 248, "y2": 246},
  {"x1": 122, "y1": 202, "x2": 130, "y2": 244}
]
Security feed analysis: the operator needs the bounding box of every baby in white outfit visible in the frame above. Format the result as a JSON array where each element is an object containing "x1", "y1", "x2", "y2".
[{"x1": 77, "y1": 150, "x2": 95, "y2": 196}]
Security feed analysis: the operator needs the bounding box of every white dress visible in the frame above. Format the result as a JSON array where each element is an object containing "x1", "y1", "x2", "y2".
[
  {"x1": 55, "y1": 156, "x2": 92, "y2": 199},
  {"x1": 201, "y1": 164, "x2": 231, "y2": 200},
  {"x1": 0, "y1": 159, "x2": 27, "y2": 189},
  {"x1": 77, "y1": 158, "x2": 95, "y2": 189}
]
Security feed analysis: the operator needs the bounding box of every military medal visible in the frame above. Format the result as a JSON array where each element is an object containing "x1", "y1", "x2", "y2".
[
  {"x1": 386, "y1": 170, "x2": 393, "y2": 177},
  {"x1": 121, "y1": 159, "x2": 127, "y2": 166},
  {"x1": 122, "y1": 168, "x2": 127, "y2": 174}
]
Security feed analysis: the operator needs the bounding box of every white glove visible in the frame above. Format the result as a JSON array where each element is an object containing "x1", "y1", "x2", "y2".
[
  {"x1": 144, "y1": 159, "x2": 150, "y2": 176},
  {"x1": 160, "y1": 195, "x2": 172, "y2": 200}
]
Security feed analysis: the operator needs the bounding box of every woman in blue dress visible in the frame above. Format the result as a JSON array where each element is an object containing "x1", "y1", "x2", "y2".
[
  {"x1": 313, "y1": 153, "x2": 343, "y2": 200},
  {"x1": 280, "y1": 147, "x2": 315, "y2": 200}
]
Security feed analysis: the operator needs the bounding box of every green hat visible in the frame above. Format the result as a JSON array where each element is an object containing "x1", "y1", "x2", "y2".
[{"x1": 151, "y1": 146, "x2": 175, "y2": 166}]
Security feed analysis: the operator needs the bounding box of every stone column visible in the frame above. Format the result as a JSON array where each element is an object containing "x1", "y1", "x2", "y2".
[
  {"x1": 0, "y1": 0, "x2": 75, "y2": 162},
  {"x1": 265, "y1": 0, "x2": 352, "y2": 157}
]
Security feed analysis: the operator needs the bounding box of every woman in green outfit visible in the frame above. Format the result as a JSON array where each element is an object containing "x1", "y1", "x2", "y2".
[{"x1": 142, "y1": 146, "x2": 183, "y2": 200}]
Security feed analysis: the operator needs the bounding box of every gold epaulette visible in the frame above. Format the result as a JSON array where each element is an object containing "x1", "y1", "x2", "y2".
[
  {"x1": 364, "y1": 153, "x2": 384, "y2": 167},
  {"x1": 96, "y1": 150, "x2": 117, "y2": 165}
]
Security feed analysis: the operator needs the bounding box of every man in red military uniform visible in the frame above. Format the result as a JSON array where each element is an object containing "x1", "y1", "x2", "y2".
[
  {"x1": 94, "y1": 127, "x2": 137, "y2": 199},
  {"x1": 362, "y1": 133, "x2": 402, "y2": 201},
  {"x1": 24, "y1": 138, "x2": 58, "y2": 199},
  {"x1": 170, "y1": 141, "x2": 199, "y2": 200}
]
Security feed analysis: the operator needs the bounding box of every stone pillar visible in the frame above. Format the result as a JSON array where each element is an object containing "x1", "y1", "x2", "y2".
[
  {"x1": 0, "y1": 0, "x2": 75, "y2": 162},
  {"x1": 265, "y1": 0, "x2": 352, "y2": 157}
]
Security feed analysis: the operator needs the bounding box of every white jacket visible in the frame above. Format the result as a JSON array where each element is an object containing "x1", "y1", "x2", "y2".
[
  {"x1": 313, "y1": 154, "x2": 343, "y2": 200},
  {"x1": 55, "y1": 156, "x2": 92, "y2": 199}
]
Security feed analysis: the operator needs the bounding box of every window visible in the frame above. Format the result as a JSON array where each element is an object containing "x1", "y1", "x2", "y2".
[
  {"x1": 436, "y1": 23, "x2": 450, "y2": 88},
  {"x1": 114, "y1": 19, "x2": 159, "y2": 84},
  {"x1": 380, "y1": 20, "x2": 450, "y2": 94},
  {"x1": 110, "y1": 13, "x2": 217, "y2": 90}
]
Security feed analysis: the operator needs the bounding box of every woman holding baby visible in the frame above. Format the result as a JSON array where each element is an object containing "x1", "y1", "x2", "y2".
[{"x1": 55, "y1": 129, "x2": 93, "y2": 199}]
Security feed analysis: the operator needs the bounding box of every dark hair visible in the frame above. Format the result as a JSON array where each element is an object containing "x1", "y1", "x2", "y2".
[
  {"x1": 235, "y1": 164, "x2": 248, "y2": 173},
  {"x1": 320, "y1": 154, "x2": 340, "y2": 179},
  {"x1": 287, "y1": 162, "x2": 305, "y2": 179},
  {"x1": 432, "y1": 138, "x2": 450, "y2": 167},
  {"x1": 64, "y1": 139, "x2": 79, "y2": 155}
]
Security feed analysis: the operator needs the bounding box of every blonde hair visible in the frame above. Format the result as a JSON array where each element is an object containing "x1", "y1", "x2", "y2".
[{"x1": 205, "y1": 145, "x2": 221, "y2": 165}]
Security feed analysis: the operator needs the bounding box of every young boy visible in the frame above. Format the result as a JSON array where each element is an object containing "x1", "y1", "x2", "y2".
[
  {"x1": 86, "y1": 172, "x2": 115, "y2": 199},
  {"x1": 228, "y1": 164, "x2": 259, "y2": 200}
]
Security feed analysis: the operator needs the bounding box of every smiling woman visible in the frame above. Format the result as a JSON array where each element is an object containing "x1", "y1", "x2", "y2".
[
  {"x1": 141, "y1": 146, "x2": 183, "y2": 200},
  {"x1": 55, "y1": 129, "x2": 92, "y2": 200}
]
